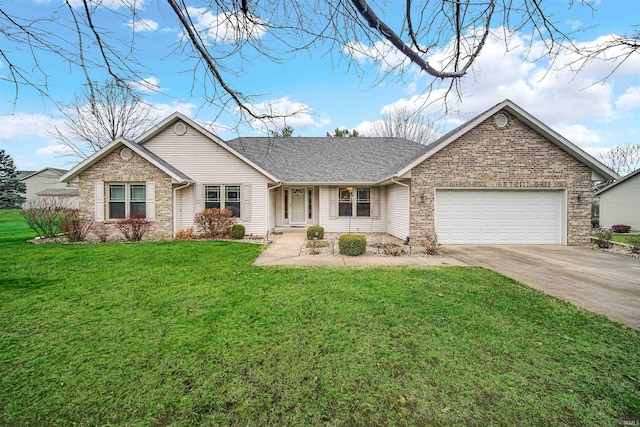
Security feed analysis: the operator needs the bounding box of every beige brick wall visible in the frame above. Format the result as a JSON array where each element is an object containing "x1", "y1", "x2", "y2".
[
  {"x1": 79, "y1": 148, "x2": 174, "y2": 240},
  {"x1": 410, "y1": 110, "x2": 593, "y2": 245}
]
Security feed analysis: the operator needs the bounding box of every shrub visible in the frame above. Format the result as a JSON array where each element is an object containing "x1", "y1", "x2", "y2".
[
  {"x1": 174, "y1": 227, "x2": 196, "y2": 241},
  {"x1": 591, "y1": 219, "x2": 600, "y2": 229},
  {"x1": 92, "y1": 223, "x2": 110, "y2": 243},
  {"x1": 230, "y1": 224, "x2": 245, "y2": 239},
  {"x1": 594, "y1": 228, "x2": 612, "y2": 249},
  {"x1": 58, "y1": 209, "x2": 92, "y2": 242},
  {"x1": 19, "y1": 198, "x2": 67, "y2": 238},
  {"x1": 628, "y1": 235, "x2": 640, "y2": 255},
  {"x1": 380, "y1": 243, "x2": 404, "y2": 256},
  {"x1": 415, "y1": 233, "x2": 441, "y2": 255},
  {"x1": 612, "y1": 224, "x2": 631, "y2": 233},
  {"x1": 339, "y1": 234, "x2": 367, "y2": 256},
  {"x1": 194, "y1": 208, "x2": 235, "y2": 238},
  {"x1": 116, "y1": 214, "x2": 150, "y2": 242},
  {"x1": 306, "y1": 225, "x2": 325, "y2": 240},
  {"x1": 305, "y1": 240, "x2": 329, "y2": 248}
]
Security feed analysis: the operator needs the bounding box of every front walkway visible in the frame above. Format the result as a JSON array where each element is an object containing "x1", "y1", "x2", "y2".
[{"x1": 252, "y1": 232, "x2": 466, "y2": 267}]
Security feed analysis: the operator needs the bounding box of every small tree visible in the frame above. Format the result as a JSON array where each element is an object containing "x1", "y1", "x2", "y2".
[
  {"x1": 326, "y1": 128, "x2": 360, "y2": 137},
  {"x1": 599, "y1": 144, "x2": 640, "y2": 176},
  {"x1": 0, "y1": 150, "x2": 26, "y2": 209},
  {"x1": 268, "y1": 125, "x2": 295, "y2": 138}
]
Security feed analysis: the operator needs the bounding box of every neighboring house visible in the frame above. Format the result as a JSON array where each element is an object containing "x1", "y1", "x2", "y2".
[
  {"x1": 20, "y1": 167, "x2": 80, "y2": 207},
  {"x1": 595, "y1": 168, "x2": 640, "y2": 231},
  {"x1": 60, "y1": 99, "x2": 617, "y2": 245}
]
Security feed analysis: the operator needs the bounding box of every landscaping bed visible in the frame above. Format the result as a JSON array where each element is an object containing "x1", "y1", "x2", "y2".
[{"x1": 300, "y1": 232, "x2": 442, "y2": 257}]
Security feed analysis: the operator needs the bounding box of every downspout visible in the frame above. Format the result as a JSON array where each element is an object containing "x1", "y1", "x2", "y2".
[
  {"x1": 173, "y1": 182, "x2": 193, "y2": 236},
  {"x1": 391, "y1": 176, "x2": 411, "y2": 242},
  {"x1": 267, "y1": 182, "x2": 282, "y2": 239}
]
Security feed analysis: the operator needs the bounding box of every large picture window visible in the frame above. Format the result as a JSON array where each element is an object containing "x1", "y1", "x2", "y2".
[
  {"x1": 108, "y1": 183, "x2": 146, "y2": 219},
  {"x1": 203, "y1": 184, "x2": 241, "y2": 217}
]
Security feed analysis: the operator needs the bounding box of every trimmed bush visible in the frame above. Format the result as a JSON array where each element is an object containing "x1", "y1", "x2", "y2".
[
  {"x1": 591, "y1": 219, "x2": 600, "y2": 229},
  {"x1": 116, "y1": 213, "x2": 150, "y2": 242},
  {"x1": 58, "y1": 208, "x2": 92, "y2": 242},
  {"x1": 306, "y1": 225, "x2": 324, "y2": 240},
  {"x1": 230, "y1": 224, "x2": 245, "y2": 239},
  {"x1": 594, "y1": 228, "x2": 612, "y2": 249},
  {"x1": 194, "y1": 208, "x2": 235, "y2": 238},
  {"x1": 612, "y1": 224, "x2": 631, "y2": 233},
  {"x1": 339, "y1": 234, "x2": 367, "y2": 256}
]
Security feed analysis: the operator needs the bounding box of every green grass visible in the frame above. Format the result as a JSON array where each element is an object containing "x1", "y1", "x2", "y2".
[
  {"x1": 592, "y1": 232, "x2": 639, "y2": 245},
  {"x1": 2, "y1": 210, "x2": 639, "y2": 426}
]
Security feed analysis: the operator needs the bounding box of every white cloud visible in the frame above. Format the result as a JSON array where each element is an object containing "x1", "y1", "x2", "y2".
[
  {"x1": 142, "y1": 101, "x2": 198, "y2": 122},
  {"x1": 616, "y1": 87, "x2": 640, "y2": 110},
  {"x1": 127, "y1": 19, "x2": 158, "y2": 32},
  {"x1": 374, "y1": 28, "x2": 640, "y2": 128},
  {"x1": 342, "y1": 40, "x2": 411, "y2": 72},
  {"x1": 0, "y1": 113, "x2": 59, "y2": 142},
  {"x1": 129, "y1": 77, "x2": 163, "y2": 94},
  {"x1": 36, "y1": 144, "x2": 76, "y2": 156},
  {"x1": 186, "y1": 7, "x2": 267, "y2": 43},
  {"x1": 567, "y1": 20, "x2": 582, "y2": 31},
  {"x1": 68, "y1": 0, "x2": 143, "y2": 9},
  {"x1": 556, "y1": 124, "x2": 604, "y2": 145},
  {"x1": 242, "y1": 97, "x2": 330, "y2": 133}
]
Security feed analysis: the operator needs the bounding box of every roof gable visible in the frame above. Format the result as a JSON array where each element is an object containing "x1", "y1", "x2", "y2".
[
  {"x1": 396, "y1": 99, "x2": 619, "y2": 181},
  {"x1": 20, "y1": 167, "x2": 68, "y2": 181},
  {"x1": 226, "y1": 137, "x2": 429, "y2": 183},
  {"x1": 136, "y1": 112, "x2": 280, "y2": 182},
  {"x1": 595, "y1": 168, "x2": 640, "y2": 195},
  {"x1": 60, "y1": 138, "x2": 193, "y2": 183}
]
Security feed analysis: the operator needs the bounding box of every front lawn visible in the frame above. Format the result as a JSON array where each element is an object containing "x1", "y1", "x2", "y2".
[{"x1": 1, "y1": 210, "x2": 639, "y2": 426}]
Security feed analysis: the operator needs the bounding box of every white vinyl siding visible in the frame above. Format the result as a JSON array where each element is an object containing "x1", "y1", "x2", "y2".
[
  {"x1": 386, "y1": 183, "x2": 410, "y2": 239},
  {"x1": 435, "y1": 189, "x2": 565, "y2": 244},
  {"x1": 318, "y1": 186, "x2": 388, "y2": 233},
  {"x1": 142, "y1": 124, "x2": 274, "y2": 235},
  {"x1": 599, "y1": 177, "x2": 640, "y2": 230}
]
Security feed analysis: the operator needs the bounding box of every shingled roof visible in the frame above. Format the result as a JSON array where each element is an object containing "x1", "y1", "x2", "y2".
[{"x1": 225, "y1": 137, "x2": 429, "y2": 183}]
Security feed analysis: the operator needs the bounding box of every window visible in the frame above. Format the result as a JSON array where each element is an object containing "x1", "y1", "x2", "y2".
[
  {"x1": 338, "y1": 188, "x2": 353, "y2": 217},
  {"x1": 225, "y1": 185, "x2": 241, "y2": 217},
  {"x1": 356, "y1": 188, "x2": 370, "y2": 217},
  {"x1": 108, "y1": 183, "x2": 146, "y2": 219},
  {"x1": 308, "y1": 189, "x2": 313, "y2": 219},
  {"x1": 203, "y1": 184, "x2": 241, "y2": 217},
  {"x1": 204, "y1": 185, "x2": 221, "y2": 209},
  {"x1": 338, "y1": 187, "x2": 371, "y2": 217},
  {"x1": 284, "y1": 189, "x2": 288, "y2": 219}
]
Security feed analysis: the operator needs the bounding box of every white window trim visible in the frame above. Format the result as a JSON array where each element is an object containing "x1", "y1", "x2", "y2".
[
  {"x1": 107, "y1": 182, "x2": 147, "y2": 220},
  {"x1": 338, "y1": 187, "x2": 371, "y2": 218},
  {"x1": 203, "y1": 184, "x2": 241, "y2": 217}
]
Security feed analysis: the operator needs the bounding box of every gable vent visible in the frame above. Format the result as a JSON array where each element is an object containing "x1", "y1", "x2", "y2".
[
  {"x1": 494, "y1": 113, "x2": 508, "y2": 128},
  {"x1": 174, "y1": 122, "x2": 187, "y2": 136}
]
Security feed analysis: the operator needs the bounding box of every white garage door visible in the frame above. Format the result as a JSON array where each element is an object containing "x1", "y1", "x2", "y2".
[{"x1": 435, "y1": 190, "x2": 565, "y2": 244}]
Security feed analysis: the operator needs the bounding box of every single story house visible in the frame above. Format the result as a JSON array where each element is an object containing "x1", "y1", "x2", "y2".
[
  {"x1": 595, "y1": 168, "x2": 640, "y2": 231},
  {"x1": 60, "y1": 99, "x2": 617, "y2": 245},
  {"x1": 21, "y1": 167, "x2": 79, "y2": 207}
]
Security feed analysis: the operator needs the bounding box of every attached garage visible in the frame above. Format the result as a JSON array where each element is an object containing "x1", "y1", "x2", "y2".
[{"x1": 435, "y1": 189, "x2": 566, "y2": 244}]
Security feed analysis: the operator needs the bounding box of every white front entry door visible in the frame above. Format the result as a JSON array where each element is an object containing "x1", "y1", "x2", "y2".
[{"x1": 290, "y1": 188, "x2": 306, "y2": 224}]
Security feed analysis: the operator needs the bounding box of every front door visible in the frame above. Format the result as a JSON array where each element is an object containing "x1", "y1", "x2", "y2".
[{"x1": 290, "y1": 188, "x2": 306, "y2": 225}]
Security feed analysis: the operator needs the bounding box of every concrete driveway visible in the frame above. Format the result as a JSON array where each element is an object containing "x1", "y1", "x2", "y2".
[{"x1": 443, "y1": 245, "x2": 640, "y2": 329}]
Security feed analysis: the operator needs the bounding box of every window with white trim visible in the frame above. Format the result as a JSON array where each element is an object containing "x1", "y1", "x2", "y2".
[
  {"x1": 108, "y1": 183, "x2": 146, "y2": 219},
  {"x1": 338, "y1": 187, "x2": 371, "y2": 217},
  {"x1": 204, "y1": 185, "x2": 221, "y2": 209},
  {"x1": 203, "y1": 184, "x2": 241, "y2": 217}
]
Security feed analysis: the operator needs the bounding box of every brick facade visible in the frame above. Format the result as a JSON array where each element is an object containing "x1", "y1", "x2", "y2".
[
  {"x1": 78, "y1": 147, "x2": 174, "y2": 240},
  {"x1": 410, "y1": 110, "x2": 593, "y2": 245}
]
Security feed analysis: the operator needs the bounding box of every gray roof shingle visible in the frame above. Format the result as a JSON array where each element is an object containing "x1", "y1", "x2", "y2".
[{"x1": 226, "y1": 137, "x2": 429, "y2": 183}]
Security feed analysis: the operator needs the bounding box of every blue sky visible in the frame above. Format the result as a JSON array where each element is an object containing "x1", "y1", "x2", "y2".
[{"x1": 1, "y1": 0, "x2": 639, "y2": 172}]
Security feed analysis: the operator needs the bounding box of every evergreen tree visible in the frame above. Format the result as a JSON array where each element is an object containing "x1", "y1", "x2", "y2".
[{"x1": 0, "y1": 150, "x2": 26, "y2": 209}]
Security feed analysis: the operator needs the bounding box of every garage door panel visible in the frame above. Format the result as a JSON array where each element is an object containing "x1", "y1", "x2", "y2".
[{"x1": 435, "y1": 190, "x2": 564, "y2": 244}]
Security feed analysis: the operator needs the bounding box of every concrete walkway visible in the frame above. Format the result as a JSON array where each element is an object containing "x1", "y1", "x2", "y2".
[{"x1": 252, "y1": 233, "x2": 466, "y2": 267}]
